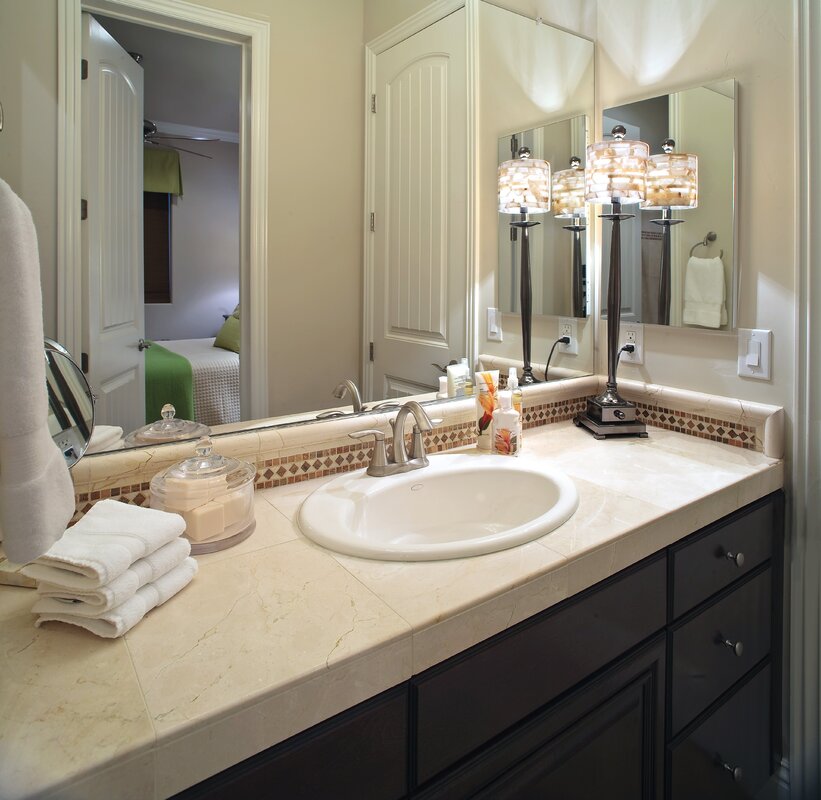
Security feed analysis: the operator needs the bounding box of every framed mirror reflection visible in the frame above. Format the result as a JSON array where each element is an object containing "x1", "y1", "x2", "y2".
[{"x1": 600, "y1": 79, "x2": 737, "y2": 330}]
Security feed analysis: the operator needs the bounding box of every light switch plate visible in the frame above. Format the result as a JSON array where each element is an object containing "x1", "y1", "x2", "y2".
[
  {"x1": 737, "y1": 328, "x2": 772, "y2": 380},
  {"x1": 557, "y1": 318, "x2": 578, "y2": 355},
  {"x1": 487, "y1": 307, "x2": 503, "y2": 341}
]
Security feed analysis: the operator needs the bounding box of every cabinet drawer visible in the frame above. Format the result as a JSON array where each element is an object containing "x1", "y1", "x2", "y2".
[
  {"x1": 671, "y1": 497, "x2": 773, "y2": 618},
  {"x1": 670, "y1": 568, "x2": 771, "y2": 735},
  {"x1": 670, "y1": 665, "x2": 771, "y2": 800},
  {"x1": 413, "y1": 555, "x2": 666, "y2": 786}
]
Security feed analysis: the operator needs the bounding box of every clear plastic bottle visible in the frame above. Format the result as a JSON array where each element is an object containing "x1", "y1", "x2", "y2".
[
  {"x1": 507, "y1": 367, "x2": 523, "y2": 443},
  {"x1": 461, "y1": 358, "x2": 474, "y2": 396}
]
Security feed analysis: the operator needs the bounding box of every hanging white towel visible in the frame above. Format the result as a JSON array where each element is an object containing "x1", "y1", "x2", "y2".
[
  {"x1": 0, "y1": 179, "x2": 76, "y2": 564},
  {"x1": 33, "y1": 557, "x2": 198, "y2": 638},
  {"x1": 22, "y1": 499, "x2": 186, "y2": 588},
  {"x1": 29, "y1": 536, "x2": 191, "y2": 612},
  {"x1": 682, "y1": 256, "x2": 728, "y2": 329}
]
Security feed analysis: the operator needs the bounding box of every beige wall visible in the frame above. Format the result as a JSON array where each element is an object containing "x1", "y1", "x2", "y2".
[
  {"x1": 0, "y1": 0, "x2": 59, "y2": 339},
  {"x1": 596, "y1": 0, "x2": 795, "y2": 411}
]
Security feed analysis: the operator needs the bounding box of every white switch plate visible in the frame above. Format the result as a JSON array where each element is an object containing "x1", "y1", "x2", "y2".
[
  {"x1": 737, "y1": 328, "x2": 772, "y2": 379},
  {"x1": 619, "y1": 322, "x2": 644, "y2": 365},
  {"x1": 557, "y1": 318, "x2": 578, "y2": 355},
  {"x1": 487, "y1": 307, "x2": 503, "y2": 341}
]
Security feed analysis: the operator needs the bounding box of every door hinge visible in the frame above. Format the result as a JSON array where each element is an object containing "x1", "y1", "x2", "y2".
[
  {"x1": 369, "y1": 342, "x2": 374, "y2": 362},
  {"x1": 81, "y1": 59, "x2": 88, "y2": 80},
  {"x1": 81, "y1": 352, "x2": 89, "y2": 374},
  {"x1": 80, "y1": 199, "x2": 88, "y2": 221},
  {"x1": 369, "y1": 212, "x2": 375, "y2": 232},
  {"x1": 371, "y1": 94, "x2": 377, "y2": 113}
]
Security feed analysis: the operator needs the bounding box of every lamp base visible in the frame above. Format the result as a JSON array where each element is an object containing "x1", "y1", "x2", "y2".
[
  {"x1": 573, "y1": 413, "x2": 648, "y2": 440},
  {"x1": 520, "y1": 367, "x2": 540, "y2": 385}
]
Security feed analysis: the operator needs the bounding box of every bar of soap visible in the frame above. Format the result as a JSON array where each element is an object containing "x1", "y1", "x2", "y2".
[
  {"x1": 216, "y1": 489, "x2": 252, "y2": 528},
  {"x1": 183, "y1": 501, "x2": 225, "y2": 542},
  {"x1": 160, "y1": 476, "x2": 227, "y2": 513}
]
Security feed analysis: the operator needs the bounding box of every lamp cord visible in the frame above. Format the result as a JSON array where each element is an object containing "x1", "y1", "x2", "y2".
[{"x1": 543, "y1": 336, "x2": 570, "y2": 382}]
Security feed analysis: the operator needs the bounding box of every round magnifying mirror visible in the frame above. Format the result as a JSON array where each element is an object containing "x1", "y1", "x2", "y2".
[{"x1": 45, "y1": 339, "x2": 95, "y2": 468}]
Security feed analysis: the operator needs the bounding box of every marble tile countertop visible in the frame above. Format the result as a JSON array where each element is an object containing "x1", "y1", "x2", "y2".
[{"x1": 0, "y1": 421, "x2": 783, "y2": 800}]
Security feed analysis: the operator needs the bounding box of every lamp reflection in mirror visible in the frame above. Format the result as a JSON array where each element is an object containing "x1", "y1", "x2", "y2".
[
  {"x1": 644, "y1": 139, "x2": 698, "y2": 325},
  {"x1": 497, "y1": 147, "x2": 550, "y2": 384},
  {"x1": 575, "y1": 125, "x2": 649, "y2": 439},
  {"x1": 552, "y1": 157, "x2": 587, "y2": 318}
]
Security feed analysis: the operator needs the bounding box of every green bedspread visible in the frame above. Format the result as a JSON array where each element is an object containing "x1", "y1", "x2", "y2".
[{"x1": 144, "y1": 342, "x2": 194, "y2": 424}]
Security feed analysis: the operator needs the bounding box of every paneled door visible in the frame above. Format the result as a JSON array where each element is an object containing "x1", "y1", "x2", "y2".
[
  {"x1": 370, "y1": 8, "x2": 468, "y2": 399},
  {"x1": 82, "y1": 13, "x2": 146, "y2": 431}
]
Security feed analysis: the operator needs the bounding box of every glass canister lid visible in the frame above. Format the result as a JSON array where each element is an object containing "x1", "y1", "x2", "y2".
[
  {"x1": 152, "y1": 436, "x2": 255, "y2": 491},
  {"x1": 124, "y1": 404, "x2": 210, "y2": 446}
]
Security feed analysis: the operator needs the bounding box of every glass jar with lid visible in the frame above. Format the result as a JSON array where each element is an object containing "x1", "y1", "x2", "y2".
[{"x1": 124, "y1": 403, "x2": 211, "y2": 447}]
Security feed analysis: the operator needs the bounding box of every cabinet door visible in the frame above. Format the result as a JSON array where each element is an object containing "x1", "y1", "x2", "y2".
[{"x1": 417, "y1": 636, "x2": 665, "y2": 800}]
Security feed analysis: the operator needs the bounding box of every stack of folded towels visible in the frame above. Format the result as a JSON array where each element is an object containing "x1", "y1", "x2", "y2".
[{"x1": 21, "y1": 499, "x2": 197, "y2": 638}]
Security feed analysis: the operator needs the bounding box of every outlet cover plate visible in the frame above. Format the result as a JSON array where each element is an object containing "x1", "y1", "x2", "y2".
[
  {"x1": 557, "y1": 317, "x2": 578, "y2": 355},
  {"x1": 619, "y1": 322, "x2": 644, "y2": 365},
  {"x1": 737, "y1": 328, "x2": 772, "y2": 380}
]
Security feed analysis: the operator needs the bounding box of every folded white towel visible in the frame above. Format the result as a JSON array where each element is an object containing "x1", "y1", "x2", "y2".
[
  {"x1": 22, "y1": 499, "x2": 186, "y2": 588},
  {"x1": 29, "y1": 537, "x2": 191, "y2": 612},
  {"x1": 0, "y1": 178, "x2": 76, "y2": 564},
  {"x1": 85, "y1": 425, "x2": 125, "y2": 454},
  {"x1": 34, "y1": 557, "x2": 198, "y2": 638},
  {"x1": 682, "y1": 256, "x2": 727, "y2": 329}
]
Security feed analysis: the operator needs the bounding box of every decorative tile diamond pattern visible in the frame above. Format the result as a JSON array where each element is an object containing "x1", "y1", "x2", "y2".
[{"x1": 70, "y1": 393, "x2": 758, "y2": 521}]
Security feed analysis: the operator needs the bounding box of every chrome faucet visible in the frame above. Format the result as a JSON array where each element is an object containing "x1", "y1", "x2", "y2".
[
  {"x1": 349, "y1": 400, "x2": 440, "y2": 477},
  {"x1": 332, "y1": 379, "x2": 363, "y2": 413}
]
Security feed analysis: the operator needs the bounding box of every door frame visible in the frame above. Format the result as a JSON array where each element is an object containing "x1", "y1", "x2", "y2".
[
  {"x1": 57, "y1": 0, "x2": 269, "y2": 421},
  {"x1": 362, "y1": 0, "x2": 477, "y2": 399}
]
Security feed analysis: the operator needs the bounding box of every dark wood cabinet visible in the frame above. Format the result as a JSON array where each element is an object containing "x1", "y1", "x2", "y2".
[{"x1": 176, "y1": 492, "x2": 782, "y2": 800}]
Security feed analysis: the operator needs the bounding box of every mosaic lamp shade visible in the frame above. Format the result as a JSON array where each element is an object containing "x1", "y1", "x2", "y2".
[
  {"x1": 584, "y1": 125, "x2": 649, "y2": 205},
  {"x1": 498, "y1": 147, "x2": 551, "y2": 214},
  {"x1": 552, "y1": 157, "x2": 587, "y2": 218},
  {"x1": 644, "y1": 139, "x2": 699, "y2": 210}
]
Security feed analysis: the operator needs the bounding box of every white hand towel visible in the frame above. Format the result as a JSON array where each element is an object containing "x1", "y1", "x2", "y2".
[
  {"x1": 30, "y1": 536, "x2": 191, "y2": 612},
  {"x1": 34, "y1": 557, "x2": 198, "y2": 638},
  {"x1": 682, "y1": 256, "x2": 727, "y2": 329},
  {"x1": 85, "y1": 425, "x2": 125, "y2": 454},
  {"x1": 0, "y1": 178, "x2": 75, "y2": 564},
  {"x1": 22, "y1": 499, "x2": 186, "y2": 588}
]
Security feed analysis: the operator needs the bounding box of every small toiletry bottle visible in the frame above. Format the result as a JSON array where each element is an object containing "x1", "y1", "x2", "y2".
[
  {"x1": 446, "y1": 362, "x2": 467, "y2": 397},
  {"x1": 461, "y1": 358, "x2": 474, "y2": 396},
  {"x1": 493, "y1": 390, "x2": 520, "y2": 456},
  {"x1": 437, "y1": 375, "x2": 449, "y2": 399},
  {"x1": 507, "y1": 367, "x2": 523, "y2": 442}
]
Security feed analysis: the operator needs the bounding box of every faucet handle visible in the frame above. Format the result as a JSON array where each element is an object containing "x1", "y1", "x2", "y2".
[
  {"x1": 349, "y1": 429, "x2": 389, "y2": 475},
  {"x1": 408, "y1": 418, "x2": 442, "y2": 462}
]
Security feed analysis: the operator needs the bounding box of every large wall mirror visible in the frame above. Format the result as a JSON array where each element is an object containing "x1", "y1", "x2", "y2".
[
  {"x1": 600, "y1": 79, "x2": 736, "y2": 329},
  {"x1": 46, "y1": 2, "x2": 595, "y2": 454},
  {"x1": 497, "y1": 117, "x2": 588, "y2": 319}
]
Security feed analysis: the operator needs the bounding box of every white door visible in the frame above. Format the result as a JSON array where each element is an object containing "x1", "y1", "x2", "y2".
[
  {"x1": 82, "y1": 13, "x2": 145, "y2": 431},
  {"x1": 370, "y1": 8, "x2": 468, "y2": 399}
]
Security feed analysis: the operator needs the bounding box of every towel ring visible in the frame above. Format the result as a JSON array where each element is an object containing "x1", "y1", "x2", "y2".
[{"x1": 690, "y1": 231, "x2": 724, "y2": 259}]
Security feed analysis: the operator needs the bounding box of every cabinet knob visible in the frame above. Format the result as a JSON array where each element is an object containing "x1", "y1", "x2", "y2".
[
  {"x1": 724, "y1": 550, "x2": 745, "y2": 567},
  {"x1": 721, "y1": 638, "x2": 744, "y2": 657},
  {"x1": 722, "y1": 762, "x2": 743, "y2": 782}
]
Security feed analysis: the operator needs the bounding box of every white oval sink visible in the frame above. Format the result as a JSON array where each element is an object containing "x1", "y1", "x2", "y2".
[{"x1": 297, "y1": 453, "x2": 579, "y2": 561}]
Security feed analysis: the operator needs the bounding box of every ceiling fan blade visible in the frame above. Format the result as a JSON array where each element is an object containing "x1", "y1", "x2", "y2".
[
  {"x1": 162, "y1": 143, "x2": 213, "y2": 159},
  {"x1": 150, "y1": 133, "x2": 221, "y2": 142}
]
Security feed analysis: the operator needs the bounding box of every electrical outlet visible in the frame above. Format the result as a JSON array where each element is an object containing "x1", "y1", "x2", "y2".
[
  {"x1": 619, "y1": 322, "x2": 644, "y2": 365},
  {"x1": 557, "y1": 317, "x2": 578, "y2": 355}
]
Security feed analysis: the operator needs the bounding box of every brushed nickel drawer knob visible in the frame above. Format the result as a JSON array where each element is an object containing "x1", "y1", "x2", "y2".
[
  {"x1": 722, "y1": 762, "x2": 743, "y2": 782},
  {"x1": 724, "y1": 550, "x2": 745, "y2": 567},
  {"x1": 722, "y1": 638, "x2": 744, "y2": 657}
]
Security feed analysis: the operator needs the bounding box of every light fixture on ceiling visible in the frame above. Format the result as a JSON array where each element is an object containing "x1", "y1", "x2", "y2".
[
  {"x1": 644, "y1": 138, "x2": 698, "y2": 325},
  {"x1": 575, "y1": 125, "x2": 649, "y2": 439},
  {"x1": 498, "y1": 146, "x2": 551, "y2": 384},
  {"x1": 143, "y1": 119, "x2": 218, "y2": 160}
]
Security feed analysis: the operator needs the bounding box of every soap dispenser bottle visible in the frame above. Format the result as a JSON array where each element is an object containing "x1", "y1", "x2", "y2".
[
  {"x1": 461, "y1": 358, "x2": 475, "y2": 396},
  {"x1": 493, "y1": 390, "x2": 520, "y2": 456},
  {"x1": 507, "y1": 368, "x2": 523, "y2": 441}
]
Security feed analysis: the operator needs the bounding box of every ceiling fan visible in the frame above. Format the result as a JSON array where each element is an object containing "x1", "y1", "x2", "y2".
[{"x1": 143, "y1": 119, "x2": 218, "y2": 159}]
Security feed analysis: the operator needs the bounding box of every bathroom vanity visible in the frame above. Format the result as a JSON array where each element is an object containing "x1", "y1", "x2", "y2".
[
  {"x1": 0, "y1": 421, "x2": 783, "y2": 800},
  {"x1": 176, "y1": 493, "x2": 782, "y2": 800}
]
